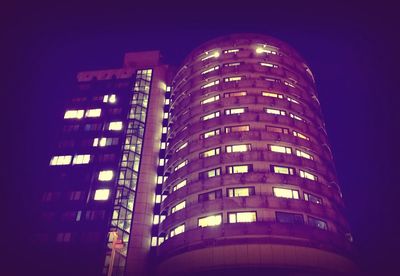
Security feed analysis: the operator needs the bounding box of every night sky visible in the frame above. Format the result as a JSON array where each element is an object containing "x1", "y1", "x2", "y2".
[{"x1": 2, "y1": 1, "x2": 398, "y2": 275}]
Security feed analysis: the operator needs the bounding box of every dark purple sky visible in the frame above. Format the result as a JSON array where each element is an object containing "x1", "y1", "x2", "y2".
[{"x1": 2, "y1": 1, "x2": 398, "y2": 275}]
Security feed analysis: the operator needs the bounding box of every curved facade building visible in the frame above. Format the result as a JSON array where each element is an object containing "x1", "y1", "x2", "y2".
[{"x1": 156, "y1": 34, "x2": 356, "y2": 275}]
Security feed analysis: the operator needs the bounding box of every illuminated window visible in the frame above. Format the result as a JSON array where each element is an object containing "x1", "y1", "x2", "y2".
[
  {"x1": 94, "y1": 189, "x2": 110, "y2": 200},
  {"x1": 225, "y1": 107, "x2": 246, "y2": 115},
  {"x1": 174, "y1": 160, "x2": 188, "y2": 171},
  {"x1": 271, "y1": 165, "x2": 294, "y2": 175},
  {"x1": 273, "y1": 187, "x2": 299, "y2": 199},
  {"x1": 201, "y1": 65, "x2": 220, "y2": 75},
  {"x1": 224, "y1": 62, "x2": 241, "y2": 67},
  {"x1": 172, "y1": 179, "x2": 187, "y2": 192},
  {"x1": 64, "y1": 110, "x2": 84, "y2": 119},
  {"x1": 164, "y1": 99, "x2": 170, "y2": 105},
  {"x1": 166, "y1": 86, "x2": 171, "y2": 92},
  {"x1": 227, "y1": 187, "x2": 255, "y2": 197},
  {"x1": 226, "y1": 144, "x2": 251, "y2": 153},
  {"x1": 162, "y1": 127, "x2": 168, "y2": 134},
  {"x1": 72, "y1": 154, "x2": 91, "y2": 165},
  {"x1": 290, "y1": 113, "x2": 304, "y2": 121},
  {"x1": 200, "y1": 128, "x2": 220, "y2": 139},
  {"x1": 226, "y1": 164, "x2": 252, "y2": 174},
  {"x1": 308, "y1": 216, "x2": 328, "y2": 230},
  {"x1": 269, "y1": 145, "x2": 292, "y2": 154},
  {"x1": 276, "y1": 212, "x2": 304, "y2": 224},
  {"x1": 201, "y1": 51, "x2": 220, "y2": 61},
  {"x1": 296, "y1": 149, "x2": 314, "y2": 160},
  {"x1": 171, "y1": 201, "x2": 186, "y2": 214},
  {"x1": 201, "y1": 111, "x2": 220, "y2": 121},
  {"x1": 260, "y1": 62, "x2": 278, "y2": 68},
  {"x1": 224, "y1": 76, "x2": 242, "y2": 82},
  {"x1": 103, "y1": 94, "x2": 116, "y2": 103},
  {"x1": 225, "y1": 125, "x2": 250, "y2": 133},
  {"x1": 108, "y1": 121, "x2": 123, "y2": 131},
  {"x1": 98, "y1": 170, "x2": 114, "y2": 181},
  {"x1": 156, "y1": 195, "x2": 162, "y2": 205},
  {"x1": 201, "y1": 95, "x2": 220, "y2": 105},
  {"x1": 160, "y1": 142, "x2": 166, "y2": 149},
  {"x1": 93, "y1": 137, "x2": 119, "y2": 147},
  {"x1": 299, "y1": 170, "x2": 317, "y2": 181},
  {"x1": 262, "y1": 92, "x2": 283, "y2": 99},
  {"x1": 255, "y1": 44, "x2": 278, "y2": 55},
  {"x1": 151, "y1": 237, "x2": 158, "y2": 246},
  {"x1": 176, "y1": 142, "x2": 188, "y2": 152},
  {"x1": 266, "y1": 126, "x2": 289, "y2": 134},
  {"x1": 223, "y1": 48, "x2": 240, "y2": 54},
  {"x1": 265, "y1": 108, "x2": 286, "y2": 116},
  {"x1": 304, "y1": 192, "x2": 323, "y2": 204},
  {"x1": 284, "y1": 81, "x2": 295, "y2": 88},
  {"x1": 199, "y1": 167, "x2": 221, "y2": 179},
  {"x1": 228, "y1": 212, "x2": 257, "y2": 223},
  {"x1": 198, "y1": 214, "x2": 222, "y2": 227},
  {"x1": 293, "y1": 131, "x2": 310, "y2": 140},
  {"x1": 163, "y1": 112, "x2": 169, "y2": 119},
  {"x1": 170, "y1": 224, "x2": 185, "y2": 237},
  {"x1": 198, "y1": 189, "x2": 222, "y2": 202},
  {"x1": 50, "y1": 155, "x2": 72, "y2": 166},
  {"x1": 287, "y1": 97, "x2": 299, "y2": 104},
  {"x1": 201, "y1": 80, "x2": 220, "y2": 89},
  {"x1": 199, "y1": 147, "x2": 220, "y2": 158},
  {"x1": 224, "y1": 91, "x2": 247, "y2": 97},
  {"x1": 85, "y1": 108, "x2": 102, "y2": 118}
]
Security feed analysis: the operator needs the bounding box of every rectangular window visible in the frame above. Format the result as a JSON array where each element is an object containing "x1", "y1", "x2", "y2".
[
  {"x1": 287, "y1": 97, "x2": 299, "y2": 104},
  {"x1": 290, "y1": 113, "x2": 305, "y2": 121},
  {"x1": 198, "y1": 189, "x2": 222, "y2": 202},
  {"x1": 50, "y1": 155, "x2": 72, "y2": 166},
  {"x1": 304, "y1": 192, "x2": 323, "y2": 204},
  {"x1": 276, "y1": 212, "x2": 304, "y2": 224},
  {"x1": 200, "y1": 167, "x2": 221, "y2": 179},
  {"x1": 171, "y1": 201, "x2": 186, "y2": 214},
  {"x1": 265, "y1": 77, "x2": 279, "y2": 82},
  {"x1": 56, "y1": 232, "x2": 72, "y2": 243},
  {"x1": 223, "y1": 48, "x2": 240, "y2": 54},
  {"x1": 93, "y1": 137, "x2": 119, "y2": 147},
  {"x1": 201, "y1": 111, "x2": 220, "y2": 121},
  {"x1": 172, "y1": 179, "x2": 187, "y2": 192},
  {"x1": 266, "y1": 126, "x2": 289, "y2": 134},
  {"x1": 228, "y1": 212, "x2": 257, "y2": 223},
  {"x1": 200, "y1": 129, "x2": 220, "y2": 139},
  {"x1": 299, "y1": 170, "x2": 317, "y2": 181},
  {"x1": 308, "y1": 216, "x2": 328, "y2": 230},
  {"x1": 201, "y1": 51, "x2": 220, "y2": 61},
  {"x1": 284, "y1": 81, "x2": 295, "y2": 88},
  {"x1": 225, "y1": 107, "x2": 247, "y2": 115},
  {"x1": 256, "y1": 45, "x2": 278, "y2": 55},
  {"x1": 224, "y1": 62, "x2": 241, "y2": 67},
  {"x1": 293, "y1": 131, "x2": 310, "y2": 140},
  {"x1": 224, "y1": 91, "x2": 247, "y2": 98},
  {"x1": 226, "y1": 164, "x2": 252, "y2": 174},
  {"x1": 265, "y1": 108, "x2": 286, "y2": 116},
  {"x1": 262, "y1": 91, "x2": 283, "y2": 98},
  {"x1": 224, "y1": 76, "x2": 242, "y2": 82},
  {"x1": 260, "y1": 62, "x2": 278, "y2": 68},
  {"x1": 199, "y1": 147, "x2": 220, "y2": 158},
  {"x1": 94, "y1": 189, "x2": 110, "y2": 200},
  {"x1": 176, "y1": 142, "x2": 188, "y2": 152},
  {"x1": 201, "y1": 80, "x2": 220, "y2": 89},
  {"x1": 226, "y1": 144, "x2": 251, "y2": 153},
  {"x1": 201, "y1": 95, "x2": 220, "y2": 105},
  {"x1": 225, "y1": 125, "x2": 250, "y2": 133},
  {"x1": 98, "y1": 170, "x2": 114, "y2": 181},
  {"x1": 227, "y1": 187, "x2": 255, "y2": 197},
  {"x1": 201, "y1": 65, "x2": 220, "y2": 75},
  {"x1": 174, "y1": 160, "x2": 188, "y2": 171},
  {"x1": 69, "y1": 191, "x2": 82, "y2": 201},
  {"x1": 295, "y1": 149, "x2": 314, "y2": 160},
  {"x1": 273, "y1": 187, "x2": 299, "y2": 199},
  {"x1": 108, "y1": 121, "x2": 123, "y2": 131},
  {"x1": 103, "y1": 94, "x2": 116, "y2": 103},
  {"x1": 198, "y1": 214, "x2": 222, "y2": 227},
  {"x1": 170, "y1": 224, "x2": 185, "y2": 237},
  {"x1": 85, "y1": 108, "x2": 102, "y2": 118},
  {"x1": 64, "y1": 110, "x2": 84, "y2": 119},
  {"x1": 72, "y1": 154, "x2": 91, "y2": 165},
  {"x1": 269, "y1": 145, "x2": 292, "y2": 154},
  {"x1": 271, "y1": 165, "x2": 294, "y2": 175}
]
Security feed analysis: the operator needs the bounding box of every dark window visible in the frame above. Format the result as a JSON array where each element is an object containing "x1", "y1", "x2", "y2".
[
  {"x1": 276, "y1": 212, "x2": 304, "y2": 224},
  {"x1": 198, "y1": 189, "x2": 222, "y2": 203}
]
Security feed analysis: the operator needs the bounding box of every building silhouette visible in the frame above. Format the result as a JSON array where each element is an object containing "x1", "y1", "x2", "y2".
[{"x1": 35, "y1": 33, "x2": 357, "y2": 275}]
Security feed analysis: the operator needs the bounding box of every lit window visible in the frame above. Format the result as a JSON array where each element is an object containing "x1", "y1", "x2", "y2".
[
  {"x1": 98, "y1": 170, "x2": 114, "y2": 181},
  {"x1": 224, "y1": 91, "x2": 247, "y2": 97},
  {"x1": 299, "y1": 170, "x2": 317, "y2": 181},
  {"x1": 262, "y1": 92, "x2": 283, "y2": 99},
  {"x1": 64, "y1": 110, "x2": 84, "y2": 119},
  {"x1": 201, "y1": 51, "x2": 220, "y2": 61},
  {"x1": 284, "y1": 81, "x2": 295, "y2": 88},
  {"x1": 227, "y1": 165, "x2": 252, "y2": 174},
  {"x1": 162, "y1": 127, "x2": 168, "y2": 134},
  {"x1": 108, "y1": 121, "x2": 123, "y2": 131},
  {"x1": 287, "y1": 97, "x2": 299, "y2": 104},
  {"x1": 159, "y1": 158, "x2": 165, "y2": 166},
  {"x1": 273, "y1": 187, "x2": 299, "y2": 199},
  {"x1": 255, "y1": 44, "x2": 278, "y2": 55},
  {"x1": 163, "y1": 112, "x2": 169, "y2": 119},
  {"x1": 201, "y1": 65, "x2": 220, "y2": 75},
  {"x1": 198, "y1": 214, "x2": 222, "y2": 227},
  {"x1": 94, "y1": 189, "x2": 110, "y2": 200},
  {"x1": 72, "y1": 154, "x2": 91, "y2": 165},
  {"x1": 200, "y1": 167, "x2": 221, "y2": 179},
  {"x1": 295, "y1": 149, "x2": 313, "y2": 160},
  {"x1": 175, "y1": 142, "x2": 188, "y2": 152},
  {"x1": 201, "y1": 111, "x2": 220, "y2": 121},
  {"x1": 266, "y1": 126, "x2": 289, "y2": 134},
  {"x1": 171, "y1": 201, "x2": 186, "y2": 214},
  {"x1": 103, "y1": 94, "x2": 116, "y2": 103},
  {"x1": 304, "y1": 192, "x2": 323, "y2": 204},
  {"x1": 293, "y1": 131, "x2": 310, "y2": 140},
  {"x1": 276, "y1": 212, "x2": 304, "y2": 224},
  {"x1": 265, "y1": 108, "x2": 286, "y2": 116},
  {"x1": 164, "y1": 99, "x2": 170, "y2": 105},
  {"x1": 160, "y1": 142, "x2": 166, "y2": 149},
  {"x1": 170, "y1": 224, "x2": 185, "y2": 237},
  {"x1": 227, "y1": 187, "x2": 255, "y2": 197},
  {"x1": 85, "y1": 108, "x2": 102, "y2": 118},
  {"x1": 201, "y1": 80, "x2": 220, "y2": 89},
  {"x1": 308, "y1": 216, "x2": 328, "y2": 230},
  {"x1": 201, "y1": 95, "x2": 220, "y2": 105},
  {"x1": 225, "y1": 125, "x2": 250, "y2": 133},
  {"x1": 260, "y1": 62, "x2": 278, "y2": 68},
  {"x1": 223, "y1": 48, "x2": 240, "y2": 54},
  {"x1": 166, "y1": 86, "x2": 171, "y2": 92},
  {"x1": 151, "y1": 237, "x2": 158, "y2": 246},
  {"x1": 157, "y1": 176, "x2": 164, "y2": 185},
  {"x1": 224, "y1": 76, "x2": 242, "y2": 82},
  {"x1": 155, "y1": 195, "x2": 162, "y2": 203},
  {"x1": 226, "y1": 144, "x2": 251, "y2": 153},
  {"x1": 271, "y1": 165, "x2": 294, "y2": 175},
  {"x1": 225, "y1": 108, "x2": 246, "y2": 115},
  {"x1": 50, "y1": 155, "x2": 72, "y2": 166},
  {"x1": 228, "y1": 212, "x2": 257, "y2": 223},
  {"x1": 198, "y1": 189, "x2": 222, "y2": 202},
  {"x1": 224, "y1": 62, "x2": 241, "y2": 67},
  {"x1": 269, "y1": 145, "x2": 291, "y2": 154},
  {"x1": 174, "y1": 160, "x2": 188, "y2": 171},
  {"x1": 200, "y1": 129, "x2": 220, "y2": 139},
  {"x1": 172, "y1": 179, "x2": 187, "y2": 192},
  {"x1": 199, "y1": 147, "x2": 220, "y2": 158},
  {"x1": 290, "y1": 113, "x2": 304, "y2": 121}
]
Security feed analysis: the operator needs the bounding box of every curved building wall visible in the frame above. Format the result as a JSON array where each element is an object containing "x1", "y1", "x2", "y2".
[{"x1": 156, "y1": 34, "x2": 356, "y2": 275}]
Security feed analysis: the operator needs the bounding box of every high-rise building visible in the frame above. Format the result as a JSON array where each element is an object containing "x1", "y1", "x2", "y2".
[{"x1": 35, "y1": 34, "x2": 357, "y2": 276}]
